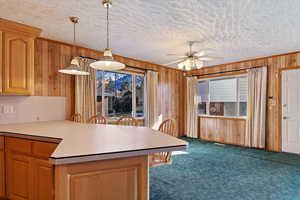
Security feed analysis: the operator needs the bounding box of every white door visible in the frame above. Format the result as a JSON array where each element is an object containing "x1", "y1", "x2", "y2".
[{"x1": 282, "y1": 69, "x2": 300, "y2": 154}]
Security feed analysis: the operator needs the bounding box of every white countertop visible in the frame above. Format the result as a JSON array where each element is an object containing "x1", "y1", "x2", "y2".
[{"x1": 0, "y1": 121, "x2": 187, "y2": 165}]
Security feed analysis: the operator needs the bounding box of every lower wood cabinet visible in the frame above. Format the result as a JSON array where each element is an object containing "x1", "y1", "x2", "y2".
[
  {"x1": 4, "y1": 137, "x2": 57, "y2": 200},
  {"x1": 6, "y1": 151, "x2": 34, "y2": 200},
  {"x1": 0, "y1": 136, "x2": 5, "y2": 198},
  {"x1": 55, "y1": 156, "x2": 149, "y2": 200},
  {"x1": 1, "y1": 136, "x2": 149, "y2": 200},
  {"x1": 32, "y1": 158, "x2": 55, "y2": 200}
]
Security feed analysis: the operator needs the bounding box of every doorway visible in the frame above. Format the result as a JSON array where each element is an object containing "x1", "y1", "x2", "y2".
[{"x1": 282, "y1": 68, "x2": 300, "y2": 154}]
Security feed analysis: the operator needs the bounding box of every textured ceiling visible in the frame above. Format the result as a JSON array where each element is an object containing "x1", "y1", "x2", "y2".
[{"x1": 1, "y1": 0, "x2": 300, "y2": 69}]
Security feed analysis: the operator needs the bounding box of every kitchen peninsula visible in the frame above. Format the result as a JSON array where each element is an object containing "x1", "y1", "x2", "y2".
[{"x1": 0, "y1": 121, "x2": 187, "y2": 200}]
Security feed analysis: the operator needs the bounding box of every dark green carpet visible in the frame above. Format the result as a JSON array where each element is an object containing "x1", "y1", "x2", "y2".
[{"x1": 150, "y1": 137, "x2": 300, "y2": 200}]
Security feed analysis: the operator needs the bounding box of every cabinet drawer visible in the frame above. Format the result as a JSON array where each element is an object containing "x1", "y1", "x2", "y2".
[
  {"x1": 32, "y1": 141, "x2": 58, "y2": 159},
  {"x1": 6, "y1": 137, "x2": 31, "y2": 154},
  {"x1": 0, "y1": 136, "x2": 3, "y2": 150}
]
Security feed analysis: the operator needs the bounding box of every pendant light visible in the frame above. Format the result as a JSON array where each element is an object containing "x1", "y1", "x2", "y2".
[
  {"x1": 58, "y1": 17, "x2": 89, "y2": 75},
  {"x1": 90, "y1": 0, "x2": 125, "y2": 71}
]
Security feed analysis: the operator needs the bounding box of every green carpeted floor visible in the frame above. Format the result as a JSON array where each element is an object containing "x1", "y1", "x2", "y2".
[{"x1": 150, "y1": 137, "x2": 300, "y2": 200}]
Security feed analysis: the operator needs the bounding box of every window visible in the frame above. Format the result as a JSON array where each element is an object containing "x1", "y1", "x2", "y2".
[
  {"x1": 197, "y1": 75, "x2": 248, "y2": 117},
  {"x1": 96, "y1": 71, "x2": 144, "y2": 118}
]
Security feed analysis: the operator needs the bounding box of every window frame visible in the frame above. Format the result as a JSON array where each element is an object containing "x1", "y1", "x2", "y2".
[
  {"x1": 197, "y1": 74, "x2": 248, "y2": 119},
  {"x1": 96, "y1": 70, "x2": 145, "y2": 119}
]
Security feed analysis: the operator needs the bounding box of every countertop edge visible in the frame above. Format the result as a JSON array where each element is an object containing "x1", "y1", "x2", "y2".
[{"x1": 50, "y1": 145, "x2": 187, "y2": 165}]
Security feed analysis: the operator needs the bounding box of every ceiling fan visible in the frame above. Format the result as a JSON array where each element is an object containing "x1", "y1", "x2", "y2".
[{"x1": 164, "y1": 41, "x2": 222, "y2": 70}]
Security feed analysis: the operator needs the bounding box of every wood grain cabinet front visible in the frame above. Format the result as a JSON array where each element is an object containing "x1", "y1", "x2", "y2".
[
  {"x1": 0, "y1": 18, "x2": 41, "y2": 95},
  {"x1": 5, "y1": 151, "x2": 34, "y2": 200},
  {"x1": 0, "y1": 136, "x2": 5, "y2": 198},
  {"x1": 2, "y1": 32, "x2": 34, "y2": 95},
  {"x1": 4, "y1": 137, "x2": 57, "y2": 200}
]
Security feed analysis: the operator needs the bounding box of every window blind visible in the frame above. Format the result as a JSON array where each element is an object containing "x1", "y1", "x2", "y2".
[
  {"x1": 210, "y1": 78, "x2": 237, "y2": 102},
  {"x1": 239, "y1": 77, "x2": 248, "y2": 102}
]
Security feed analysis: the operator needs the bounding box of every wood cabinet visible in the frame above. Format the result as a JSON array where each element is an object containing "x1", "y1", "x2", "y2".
[
  {"x1": 0, "y1": 136, "x2": 5, "y2": 198},
  {"x1": 6, "y1": 151, "x2": 34, "y2": 200},
  {"x1": 5, "y1": 137, "x2": 57, "y2": 200},
  {"x1": 0, "y1": 18, "x2": 41, "y2": 95},
  {"x1": 55, "y1": 156, "x2": 148, "y2": 200},
  {"x1": 3, "y1": 32, "x2": 34, "y2": 95}
]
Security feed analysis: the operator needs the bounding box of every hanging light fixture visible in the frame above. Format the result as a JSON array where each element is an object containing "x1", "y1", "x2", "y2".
[
  {"x1": 90, "y1": 0, "x2": 125, "y2": 71},
  {"x1": 58, "y1": 17, "x2": 89, "y2": 75}
]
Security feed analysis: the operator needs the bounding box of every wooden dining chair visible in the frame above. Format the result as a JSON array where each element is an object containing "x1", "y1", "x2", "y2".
[
  {"x1": 117, "y1": 116, "x2": 138, "y2": 126},
  {"x1": 71, "y1": 113, "x2": 82, "y2": 123},
  {"x1": 151, "y1": 119, "x2": 177, "y2": 166},
  {"x1": 88, "y1": 114, "x2": 107, "y2": 124}
]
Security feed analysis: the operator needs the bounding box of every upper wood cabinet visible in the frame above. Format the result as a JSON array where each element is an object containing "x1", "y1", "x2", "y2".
[
  {"x1": 3, "y1": 32, "x2": 34, "y2": 95},
  {"x1": 0, "y1": 18, "x2": 41, "y2": 95}
]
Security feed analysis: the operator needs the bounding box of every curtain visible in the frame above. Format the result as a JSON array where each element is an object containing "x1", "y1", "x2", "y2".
[
  {"x1": 145, "y1": 70, "x2": 159, "y2": 129},
  {"x1": 246, "y1": 67, "x2": 268, "y2": 148},
  {"x1": 75, "y1": 58, "x2": 97, "y2": 123},
  {"x1": 186, "y1": 76, "x2": 198, "y2": 138}
]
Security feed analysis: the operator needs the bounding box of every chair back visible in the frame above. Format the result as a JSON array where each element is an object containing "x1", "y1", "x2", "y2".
[
  {"x1": 158, "y1": 119, "x2": 176, "y2": 137},
  {"x1": 117, "y1": 116, "x2": 137, "y2": 126},
  {"x1": 71, "y1": 113, "x2": 82, "y2": 123},
  {"x1": 150, "y1": 119, "x2": 177, "y2": 166},
  {"x1": 88, "y1": 114, "x2": 107, "y2": 124}
]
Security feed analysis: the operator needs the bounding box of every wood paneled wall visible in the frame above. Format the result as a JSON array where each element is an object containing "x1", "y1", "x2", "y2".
[
  {"x1": 198, "y1": 117, "x2": 246, "y2": 146},
  {"x1": 187, "y1": 51, "x2": 300, "y2": 151},
  {"x1": 34, "y1": 38, "x2": 185, "y2": 137}
]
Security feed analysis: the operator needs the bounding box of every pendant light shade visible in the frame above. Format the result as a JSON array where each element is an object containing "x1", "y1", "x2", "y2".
[
  {"x1": 59, "y1": 17, "x2": 90, "y2": 75},
  {"x1": 90, "y1": 48, "x2": 125, "y2": 70},
  {"x1": 58, "y1": 57, "x2": 90, "y2": 75},
  {"x1": 90, "y1": 0, "x2": 125, "y2": 71}
]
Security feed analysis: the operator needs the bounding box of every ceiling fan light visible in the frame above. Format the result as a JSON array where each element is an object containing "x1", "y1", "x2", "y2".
[
  {"x1": 185, "y1": 65, "x2": 191, "y2": 71},
  {"x1": 177, "y1": 62, "x2": 184, "y2": 69}
]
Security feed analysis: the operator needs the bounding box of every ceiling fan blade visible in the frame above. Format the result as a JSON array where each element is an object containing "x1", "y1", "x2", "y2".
[
  {"x1": 196, "y1": 56, "x2": 223, "y2": 61},
  {"x1": 194, "y1": 50, "x2": 206, "y2": 57},
  {"x1": 163, "y1": 58, "x2": 185, "y2": 66},
  {"x1": 167, "y1": 54, "x2": 187, "y2": 57}
]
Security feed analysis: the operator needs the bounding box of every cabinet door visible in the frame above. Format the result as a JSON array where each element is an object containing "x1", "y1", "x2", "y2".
[
  {"x1": 0, "y1": 150, "x2": 5, "y2": 198},
  {"x1": 0, "y1": 31, "x2": 2, "y2": 94},
  {"x1": 32, "y1": 158, "x2": 54, "y2": 200},
  {"x1": 6, "y1": 151, "x2": 34, "y2": 200},
  {"x1": 3, "y1": 32, "x2": 34, "y2": 95}
]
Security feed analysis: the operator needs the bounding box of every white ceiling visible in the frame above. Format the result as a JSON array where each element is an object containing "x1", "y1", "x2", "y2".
[{"x1": 1, "y1": 0, "x2": 300, "y2": 68}]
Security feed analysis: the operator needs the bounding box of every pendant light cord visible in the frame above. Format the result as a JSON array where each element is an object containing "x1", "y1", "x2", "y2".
[{"x1": 106, "y1": 5, "x2": 110, "y2": 49}]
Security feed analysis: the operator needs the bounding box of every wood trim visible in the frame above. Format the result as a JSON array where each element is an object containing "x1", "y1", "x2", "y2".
[
  {"x1": 278, "y1": 65, "x2": 300, "y2": 72},
  {"x1": 0, "y1": 18, "x2": 41, "y2": 38},
  {"x1": 197, "y1": 71, "x2": 247, "y2": 79},
  {"x1": 197, "y1": 137, "x2": 248, "y2": 147},
  {"x1": 121, "y1": 69, "x2": 145, "y2": 75},
  {"x1": 198, "y1": 115, "x2": 246, "y2": 121},
  {"x1": 188, "y1": 51, "x2": 300, "y2": 76}
]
